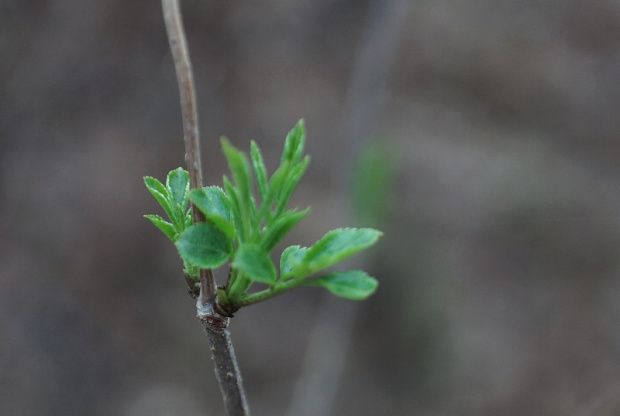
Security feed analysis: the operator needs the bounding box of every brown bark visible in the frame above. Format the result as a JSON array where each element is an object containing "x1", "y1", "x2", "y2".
[{"x1": 161, "y1": 1, "x2": 250, "y2": 414}]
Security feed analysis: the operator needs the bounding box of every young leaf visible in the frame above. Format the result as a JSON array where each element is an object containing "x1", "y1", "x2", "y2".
[
  {"x1": 280, "y1": 245, "x2": 308, "y2": 280},
  {"x1": 258, "y1": 161, "x2": 289, "y2": 223},
  {"x1": 290, "y1": 120, "x2": 306, "y2": 165},
  {"x1": 274, "y1": 155, "x2": 309, "y2": 217},
  {"x1": 232, "y1": 244, "x2": 277, "y2": 285},
  {"x1": 221, "y1": 139, "x2": 252, "y2": 193},
  {"x1": 144, "y1": 214, "x2": 177, "y2": 241},
  {"x1": 188, "y1": 187, "x2": 235, "y2": 239},
  {"x1": 250, "y1": 140, "x2": 268, "y2": 199},
  {"x1": 221, "y1": 138, "x2": 254, "y2": 238},
  {"x1": 249, "y1": 194, "x2": 258, "y2": 224},
  {"x1": 176, "y1": 223, "x2": 232, "y2": 269},
  {"x1": 295, "y1": 228, "x2": 382, "y2": 277},
  {"x1": 303, "y1": 270, "x2": 378, "y2": 300},
  {"x1": 166, "y1": 167, "x2": 189, "y2": 206},
  {"x1": 144, "y1": 176, "x2": 175, "y2": 220},
  {"x1": 281, "y1": 119, "x2": 306, "y2": 165},
  {"x1": 223, "y1": 175, "x2": 244, "y2": 241},
  {"x1": 260, "y1": 208, "x2": 309, "y2": 252}
]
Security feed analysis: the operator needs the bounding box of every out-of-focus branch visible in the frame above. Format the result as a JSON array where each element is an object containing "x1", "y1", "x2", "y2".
[
  {"x1": 285, "y1": 1, "x2": 408, "y2": 415},
  {"x1": 341, "y1": 0, "x2": 409, "y2": 166},
  {"x1": 161, "y1": 1, "x2": 250, "y2": 414}
]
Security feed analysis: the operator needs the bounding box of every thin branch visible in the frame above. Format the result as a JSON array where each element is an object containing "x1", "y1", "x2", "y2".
[
  {"x1": 161, "y1": 0, "x2": 217, "y2": 303},
  {"x1": 161, "y1": 0, "x2": 202, "y2": 191},
  {"x1": 196, "y1": 290, "x2": 250, "y2": 416},
  {"x1": 201, "y1": 311, "x2": 250, "y2": 416},
  {"x1": 161, "y1": 1, "x2": 250, "y2": 414}
]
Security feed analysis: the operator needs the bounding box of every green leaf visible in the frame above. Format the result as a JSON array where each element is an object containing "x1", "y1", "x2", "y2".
[
  {"x1": 280, "y1": 245, "x2": 308, "y2": 279},
  {"x1": 274, "y1": 155, "x2": 309, "y2": 217},
  {"x1": 223, "y1": 175, "x2": 244, "y2": 241},
  {"x1": 295, "y1": 228, "x2": 382, "y2": 277},
  {"x1": 232, "y1": 244, "x2": 277, "y2": 285},
  {"x1": 144, "y1": 176, "x2": 175, "y2": 221},
  {"x1": 304, "y1": 270, "x2": 378, "y2": 300},
  {"x1": 144, "y1": 214, "x2": 177, "y2": 241},
  {"x1": 176, "y1": 223, "x2": 233, "y2": 269},
  {"x1": 260, "y1": 208, "x2": 309, "y2": 252},
  {"x1": 188, "y1": 187, "x2": 235, "y2": 239},
  {"x1": 249, "y1": 194, "x2": 258, "y2": 224},
  {"x1": 258, "y1": 161, "x2": 289, "y2": 223},
  {"x1": 221, "y1": 139, "x2": 252, "y2": 198},
  {"x1": 144, "y1": 176, "x2": 169, "y2": 198},
  {"x1": 281, "y1": 119, "x2": 306, "y2": 165},
  {"x1": 250, "y1": 140, "x2": 268, "y2": 199},
  {"x1": 221, "y1": 138, "x2": 254, "y2": 239},
  {"x1": 166, "y1": 168, "x2": 190, "y2": 206}
]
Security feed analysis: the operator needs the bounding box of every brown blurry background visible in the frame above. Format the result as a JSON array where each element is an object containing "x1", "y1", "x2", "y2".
[{"x1": 3, "y1": 0, "x2": 620, "y2": 415}]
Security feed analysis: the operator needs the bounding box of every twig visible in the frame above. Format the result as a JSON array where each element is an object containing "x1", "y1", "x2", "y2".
[
  {"x1": 161, "y1": 0, "x2": 216, "y2": 302},
  {"x1": 161, "y1": 1, "x2": 250, "y2": 414},
  {"x1": 196, "y1": 296, "x2": 250, "y2": 416}
]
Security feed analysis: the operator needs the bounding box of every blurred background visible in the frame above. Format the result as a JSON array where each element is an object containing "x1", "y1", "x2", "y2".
[{"x1": 3, "y1": 0, "x2": 620, "y2": 415}]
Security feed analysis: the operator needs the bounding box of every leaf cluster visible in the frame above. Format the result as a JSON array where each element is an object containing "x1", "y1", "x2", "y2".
[
  {"x1": 144, "y1": 168, "x2": 197, "y2": 280},
  {"x1": 144, "y1": 120, "x2": 381, "y2": 316}
]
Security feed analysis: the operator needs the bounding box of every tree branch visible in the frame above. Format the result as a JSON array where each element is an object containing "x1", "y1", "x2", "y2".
[
  {"x1": 161, "y1": 1, "x2": 250, "y2": 414},
  {"x1": 161, "y1": 0, "x2": 217, "y2": 302},
  {"x1": 161, "y1": 0, "x2": 202, "y2": 191}
]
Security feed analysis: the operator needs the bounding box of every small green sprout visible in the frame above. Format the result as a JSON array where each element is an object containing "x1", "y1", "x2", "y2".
[{"x1": 144, "y1": 120, "x2": 382, "y2": 316}]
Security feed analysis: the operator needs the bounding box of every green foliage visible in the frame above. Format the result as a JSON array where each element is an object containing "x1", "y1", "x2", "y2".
[
  {"x1": 143, "y1": 168, "x2": 190, "y2": 239},
  {"x1": 176, "y1": 223, "x2": 233, "y2": 269},
  {"x1": 144, "y1": 120, "x2": 382, "y2": 315},
  {"x1": 144, "y1": 214, "x2": 177, "y2": 241},
  {"x1": 232, "y1": 244, "x2": 277, "y2": 285},
  {"x1": 303, "y1": 270, "x2": 378, "y2": 300},
  {"x1": 188, "y1": 187, "x2": 235, "y2": 239},
  {"x1": 260, "y1": 208, "x2": 309, "y2": 252},
  {"x1": 280, "y1": 245, "x2": 308, "y2": 280},
  {"x1": 291, "y1": 228, "x2": 382, "y2": 279}
]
